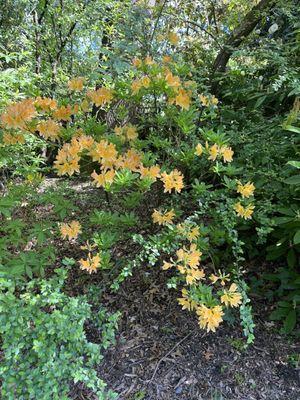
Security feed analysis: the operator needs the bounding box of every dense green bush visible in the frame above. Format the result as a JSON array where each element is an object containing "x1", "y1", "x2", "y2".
[{"x1": 0, "y1": 266, "x2": 119, "y2": 399}]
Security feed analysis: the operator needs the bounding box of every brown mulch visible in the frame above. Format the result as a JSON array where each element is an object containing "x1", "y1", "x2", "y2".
[
  {"x1": 52, "y1": 180, "x2": 300, "y2": 400},
  {"x1": 67, "y1": 261, "x2": 300, "y2": 400},
  {"x1": 5, "y1": 178, "x2": 299, "y2": 400}
]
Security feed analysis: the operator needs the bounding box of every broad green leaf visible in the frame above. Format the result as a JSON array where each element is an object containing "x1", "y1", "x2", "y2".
[
  {"x1": 287, "y1": 161, "x2": 300, "y2": 169},
  {"x1": 283, "y1": 125, "x2": 300, "y2": 134},
  {"x1": 294, "y1": 230, "x2": 300, "y2": 245},
  {"x1": 283, "y1": 309, "x2": 297, "y2": 334},
  {"x1": 285, "y1": 175, "x2": 300, "y2": 185}
]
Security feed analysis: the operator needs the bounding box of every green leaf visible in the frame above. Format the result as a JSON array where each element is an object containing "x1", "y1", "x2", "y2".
[
  {"x1": 269, "y1": 307, "x2": 289, "y2": 321},
  {"x1": 287, "y1": 161, "x2": 300, "y2": 169},
  {"x1": 283, "y1": 125, "x2": 300, "y2": 134},
  {"x1": 254, "y1": 95, "x2": 266, "y2": 109},
  {"x1": 294, "y1": 230, "x2": 300, "y2": 245},
  {"x1": 285, "y1": 175, "x2": 300, "y2": 185},
  {"x1": 287, "y1": 249, "x2": 296, "y2": 268},
  {"x1": 283, "y1": 309, "x2": 296, "y2": 334}
]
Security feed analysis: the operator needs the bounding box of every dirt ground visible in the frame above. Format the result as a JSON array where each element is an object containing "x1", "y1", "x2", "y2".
[
  {"x1": 66, "y1": 260, "x2": 299, "y2": 400},
  {"x1": 55, "y1": 180, "x2": 299, "y2": 400},
  {"x1": 5, "y1": 179, "x2": 299, "y2": 400}
]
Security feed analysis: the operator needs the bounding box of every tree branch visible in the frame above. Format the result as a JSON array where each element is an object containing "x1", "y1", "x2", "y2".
[{"x1": 212, "y1": 0, "x2": 274, "y2": 75}]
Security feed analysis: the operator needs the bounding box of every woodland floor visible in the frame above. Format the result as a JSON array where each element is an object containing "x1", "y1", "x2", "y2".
[{"x1": 15, "y1": 179, "x2": 300, "y2": 399}]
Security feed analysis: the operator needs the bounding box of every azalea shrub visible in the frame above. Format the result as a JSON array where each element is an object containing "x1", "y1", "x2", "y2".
[{"x1": 0, "y1": 53, "x2": 259, "y2": 341}]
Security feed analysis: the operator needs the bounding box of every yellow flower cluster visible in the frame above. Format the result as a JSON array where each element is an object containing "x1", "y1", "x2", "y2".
[
  {"x1": 165, "y1": 71, "x2": 181, "y2": 88},
  {"x1": 163, "y1": 243, "x2": 204, "y2": 285},
  {"x1": 195, "y1": 142, "x2": 234, "y2": 163},
  {"x1": 162, "y1": 233, "x2": 243, "y2": 332},
  {"x1": 68, "y1": 77, "x2": 85, "y2": 91},
  {"x1": 37, "y1": 119, "x2": 61, "y2": 141},
  {"x1": 221, "y1": 283, "x2": 242, "y2": 307},
  {"x1": 166, "y1": 70, "x2": 191, "y2": 109},
  {"x1": 131, "y1": 76, "x2": 151, "y2": 94},
  {"x1": 34, "y1": 97, "x2": 57, "y2": 112},
  {"x1": 177, "y1": 288, "x2": 197, "y2": 311},
  {"x1": 2, "y1": 132, "x2": 25, "y2": 145},
  {"x1": 160, "y1": 169, "x2": 184, "y2": 193},
  {"x1": 54, "y1": 139, "x2": 81, "y2": 176},
  {"x1": 139, "y1": 165, "x2": 161, "y2": 181},
  {"x1": 168, "y1": 31, "x2": 179, "y2": 46},
  {"x1": 114, "y1": 124, "x2": 138, "y2": 141},
  {"x1": 53, "y1": 105, "x2": 73, "y2": 121},
  {"x1": 195, "y1": 143, "x2": 203, "y2": 156},
  {"x1": 60, "y1": 220, "x2": 82, "y2": 240},
  {"x1": 87, "y1": 87, "x2": 113, "y2": 107},
  {"x1": 176, "y1": 223, "x2": 200, "y2": 242},
  {"x1": 199, "y1": 94, "x2": 219, "y2": 107},
  {"x1": 163, "y1": 55, "x2": 172, "y2": 64},
  {"x1": 234, "y1": 181, "x2": 255, "y2": 219},
  {"x1": 237, "y1": 181, "x2": 255, "y2": 198},
  {"x1": 234, "y1": 202, "x2": 255, "y2": 220},
  {"x1": 145, "y1": 55, "x2": 155, "y2": 65},
  {"x1": 89, "y1": 139, "x2": 118, "y2": 165},
  {"x1": 196, "y1": 305, "x2": 224, "y2": 332},
  {"x1": 169, "y1": 88, "x2": 191, "y2": 110},
  {"x1": 152, "y1": 209, "x2": 175, "y2": 225},
  {"x1": 91, "y1": 169, "x2": 115, "y2": 188},
  {"x1": 120, "y1": 148, "x2": 142, "y2": 171},
  {"x1": 52, "y1": 130, "x2": 182, "y2": 195},
  {"x1": 1, "y1": 99, "x2": 36, "y2": 130},
  {"x1": 79, "y1": 253, "x2": 101, "y2": 274},
  {"x1": 130, "y1": 57, "x2": 192, "y2": 110},
  {"x1": 176, "y1": 278, "x2": 243, "y2": 332}
]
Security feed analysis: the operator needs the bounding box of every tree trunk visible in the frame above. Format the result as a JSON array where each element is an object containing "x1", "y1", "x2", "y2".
[{"x1": 212, "y1": 0, "x2": 274, "y2": 75}]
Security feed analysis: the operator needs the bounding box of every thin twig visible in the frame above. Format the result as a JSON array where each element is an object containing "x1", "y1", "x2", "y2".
[
  {"x1": 148, "y1": 331, "x2": 193, "y2": 384},
  {"x1": 149, "y1": 0, "x2": 169, "y2": 48},
  {"x1": 165, "y1": 12, "x2": 222, "y2": 49}
]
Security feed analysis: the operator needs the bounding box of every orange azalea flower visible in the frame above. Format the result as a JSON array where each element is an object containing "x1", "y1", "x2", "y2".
[
  {"x1": 91, "y1": 169, "x2": 115, "y2": 188},
  {"x1": 196, "y1": 305, "x2": 224, "y2": 332},
  {"x1": 160, "y1": 169, "x2": 184, "y2": 193},
  {"x1": 87, "y1": 87, "x2": 113, "y2": 107},
  {"x1": 60, "y1": 220, "x2": 82, "y2": 240},
  {"x1": 220, "y1": 146, "x2": 234, "y2": 162},
  {"x1": 68, "y1": 77, "x2": 85, "y2": 91},
  {"x1": 131, "y1": 79, "x2": 143, "y2": 94},
  {"x1": 53, "y1": 105, "x2": 72, "y2": 121},
  {"x1": 168, "y1": 31, "x2": 179, "y2": 45},
  {"x1": 34, "y1": 97, "x2": 57, "y2": 111},
  {"x1": 221, "y1": 283, "x2": 242, "y2": 307},
  {"x1": 152, "y1": 209, "x2": 175, "y2": 225},
  {"x1": 165, "y1": 72, "x2": 181, "y2": 88},
  {"x1": 1, "y1": 99, "x2": 36, "y2": 130},
  {"x1": 37, "y1": 119, "x2": 60, "y2": 141},
  {"x1": 121, "y1": 148, "x2": 142, "y2": 171},
  {"x1": 79, "y1": 253, "x2": 101, "y2": 274},
  {"x1": 54, "y1": 142, "x2": 81, "y2": 176},
  {"x1": 175, "y1": 88, "x2": 191, "y2": 110},
  {"x1": 162, "y1": 55, "x2": 172, "y2": 63},
  {"x1": 124, "y1": 125, "x2": 138, "y2": 141},
  {"x1": 132, "y1": 57, "x2": 142, "y2": 68},
  {"x1": 2, "y1": 132, "x2": 25, "y2": 145},
  {"x1": 144, "y1": 55, "x2": 155, "y2": 65},
  {"x1": 139, "y1": 164, "x2": 160, "y2": 181}
]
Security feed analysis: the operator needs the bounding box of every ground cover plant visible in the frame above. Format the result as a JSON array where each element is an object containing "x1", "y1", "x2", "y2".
[{"x1": 0, "y1": 0, "x2": 299, "y2": 399}]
